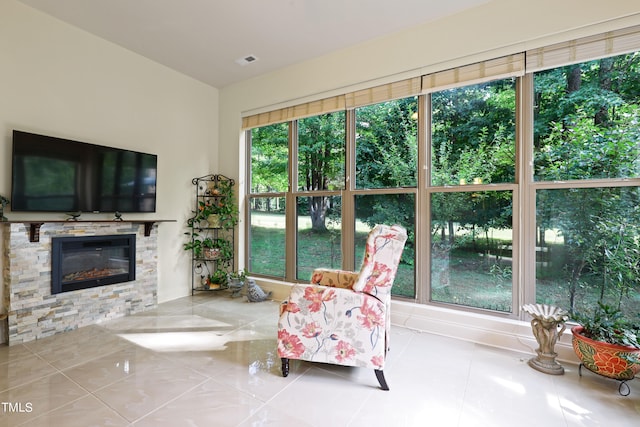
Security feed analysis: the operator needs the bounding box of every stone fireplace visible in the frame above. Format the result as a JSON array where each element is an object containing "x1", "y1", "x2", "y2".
[{"x1": 1, "y1": 221, "x2": 158, "y2": 345}]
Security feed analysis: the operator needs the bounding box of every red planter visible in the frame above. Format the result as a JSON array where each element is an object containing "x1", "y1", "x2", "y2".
[{"x1": 572, "y1": 326, "x2": 640, "y2": 380}]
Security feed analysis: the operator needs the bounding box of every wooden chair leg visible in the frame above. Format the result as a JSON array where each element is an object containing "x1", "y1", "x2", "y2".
[
  {"x1": 281, "y1": 358, "x2": 290, "y2": 377},
  {"x1": 375, "y1": 369, "x2": 389, "y2": 391}
]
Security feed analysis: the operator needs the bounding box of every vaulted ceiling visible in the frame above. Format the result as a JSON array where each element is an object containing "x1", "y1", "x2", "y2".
[{"x1": 18, "y1": 0, "x2": 489, "y2": 88}]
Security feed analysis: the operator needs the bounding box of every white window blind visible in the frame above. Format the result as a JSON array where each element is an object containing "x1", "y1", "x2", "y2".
[
  {"x1": 526, "y1": 24, "x2": 640, "y2": 73},
  {"x1": 242, "y1": 78, "x2": 423, "y2": 129},
  {"x1": 241, "y1": 95, "x2": 346, "y2": 129},
  {"x1": 344, "y1": 77, "x2": 421, "y2": 109},
  {"x1": 242, "y1": 25, "x2": 640, "y2": 130},
  {"x1": 422, "y1": 53, "x2": 525, "y2": 93}
]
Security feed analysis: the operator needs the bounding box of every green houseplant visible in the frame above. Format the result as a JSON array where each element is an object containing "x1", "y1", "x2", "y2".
[
  {"x1": 207, "y1": 268, "x2": 228, "y2": 289},
  {"x1": 573, "y1": 303, "x2": 640, "y2": 349},
  {"x1": 183, "y1": 237, "x2": 232, "y2": 260},
  {"x1": 207, "y1": 238, "x2": 233, "y2": 260},
  {"x1": 227, "y1": 269, "x2": 247, "y2": 298},
  {"x1": 186, "y1": 175, "x2": 237, "y2": 294},
  {"x1": 183, "y1": 235, "x2": 205, "y2": 258},
  {"x1": 566, "y1": 214, "x2": 640, "y2": 390},
  {"x1": 209, "y1": 179, "x2": 239, "y2": 229},
  {"x1": 189, "y1": 180, "x2": 239, "y2": 229},
  {"x1": 228, "y1": 269, "x2": 247, "y2": 283},
  {"x1": 571, "y1": 302, "x2": 640, "y2": 384}
]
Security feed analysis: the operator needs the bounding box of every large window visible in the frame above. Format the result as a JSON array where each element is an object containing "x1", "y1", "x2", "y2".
[
  {"x1": 431, "y1": 80, "x2": 516, "y2": 186},
  {"x1": 533, "y1": 53, "x2": 640, "y2": 322},
  {"x1": 296, "y1": 195, "x2": 342, "y2": 281},
  {"x1": 355, "y1": 98, "x2": 418, "y2": 189},
  {"x1": 536, "y1": 187, "x2": 640, "y2": 319},
  {"x1": 244, "y1": 28, "x2": 640, "y2": 322},
  {"x1": 248, "y1": 123, "x2": 288, "y2": 277},
  {"x1": 296, "y1": 112, "x2": 345, "y2": 281},
  {"x1": 430, "y1": 191, "x2": 513, "y2": 312},
  {"x1": 430, "y1": 79, "x2": 516, "y2": 310},
  {"x1": 533, "y1": 55, "x2": 640, "y2": 181},
  {"x1": 355, "y1": 193, "x2": 416, "y2": 298}
]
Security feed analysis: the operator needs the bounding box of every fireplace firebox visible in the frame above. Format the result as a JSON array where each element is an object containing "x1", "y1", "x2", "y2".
[{"x1": 51, "y1": 234, "x2": 136, "y2": 294}]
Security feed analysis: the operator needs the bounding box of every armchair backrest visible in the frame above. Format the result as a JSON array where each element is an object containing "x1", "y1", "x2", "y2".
[{"x1": 352, "y1": 224, "x2": 407, "y2": 300}]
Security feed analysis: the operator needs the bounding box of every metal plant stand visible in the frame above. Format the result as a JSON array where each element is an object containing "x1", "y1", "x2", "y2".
[
  {"x1": 522, "y1": 304, "x2": 569, "y2": 375},
  {"x1": 578, "y1": 364, "x2": 633, "y2": 396}
]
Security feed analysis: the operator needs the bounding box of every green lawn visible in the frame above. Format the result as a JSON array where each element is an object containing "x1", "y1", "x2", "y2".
[{"x1": 249, "y1": 225, "x2": 639, "y2": 319}]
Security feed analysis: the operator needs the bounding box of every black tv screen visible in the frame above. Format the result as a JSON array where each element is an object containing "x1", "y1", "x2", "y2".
[{"x1": 11, "y1": 130, "x2": 157, "y2": 213}]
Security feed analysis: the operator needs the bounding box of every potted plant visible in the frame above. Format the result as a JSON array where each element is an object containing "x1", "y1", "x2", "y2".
[
  {"x1": 208, "y1": 239, "x2": 232, "y2": 260},
  {"x1": 195, "y1": 200, "x2": 218, "y2": 227},
  {"x1": 227, "y1": 269, "x2": 247, "y2": 297},
  {"x1": 571, "y1": 302, "x2": 640, "y2": 382},
  {"x1": 212, "y1": 179, "x2": 239, "y2": 229},
  {"x1": 207, "y1": 268, "x2": 228, "y2": 290},
  {"x1": 187, "y1": 178, "x2": 239, "y2": 230},
  {"x1": 183, "y1": 236, "x2": 205, "y2": 258},
  {"x1": 200, "y1": 237, "x2": 218, "y2": 259}
]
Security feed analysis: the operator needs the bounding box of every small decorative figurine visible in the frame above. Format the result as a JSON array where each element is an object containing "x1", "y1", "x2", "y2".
[
  {"x1": 245, "y1": 279, "x2": 272, "y2": 302},
  {"x1": 522, "y1": 303, "x2": 568, "y2": 375}
]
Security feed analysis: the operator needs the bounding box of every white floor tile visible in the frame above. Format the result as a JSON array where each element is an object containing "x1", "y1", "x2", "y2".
[{"x1": 0, "y1": 295, "x2": 637, "y2": 427}]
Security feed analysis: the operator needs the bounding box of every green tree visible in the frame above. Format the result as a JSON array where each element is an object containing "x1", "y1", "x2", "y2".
[
  {"x1": 430, "y1": 79, "x2": 516, "y2": 249},
  {"x1": 298, "y1": 112, "x2": 345, "y2": 231},
  {"x1": 534, "y1": 53, "x2": 640, "y2": 319},
  {"x1": 251, "y1": 122, "x2": 289, "y2": 194},
  {"x1": 355, "y1": 97, "x2": 418, "y2": 189}
]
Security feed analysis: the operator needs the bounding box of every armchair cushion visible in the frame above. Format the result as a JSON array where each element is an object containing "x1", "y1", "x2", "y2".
[{"x1": 311, "y1": 268, "x2": 358, "y2": 289}]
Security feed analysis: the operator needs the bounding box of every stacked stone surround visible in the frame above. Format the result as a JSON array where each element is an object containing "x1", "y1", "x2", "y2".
[{"x1": 1, "y1": 221, "x2": 158, "y2": 345}]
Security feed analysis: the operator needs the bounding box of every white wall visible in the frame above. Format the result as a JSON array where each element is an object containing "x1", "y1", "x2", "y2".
[{"x1": 0, "y1": 0, "x2": 219, "y2": 305}]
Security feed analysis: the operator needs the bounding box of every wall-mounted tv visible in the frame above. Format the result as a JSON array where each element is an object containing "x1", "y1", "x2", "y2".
[{"x1": 11, "y1": 130, "x2": 157, "y2": 213}]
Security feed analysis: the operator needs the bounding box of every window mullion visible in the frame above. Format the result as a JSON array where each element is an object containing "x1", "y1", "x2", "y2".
[
  {"x1": 417, "y1": 94, "x2": 430, "y2": 304},
  {"x1": 342, "y1": 109, "x2": 356, "y2": 272},
  {"x1": 519, "y1": 74, "x2": 536, "y2": 316},
  {"x1": 285, "y1": 121, "x2": 298, "y2": 282}
]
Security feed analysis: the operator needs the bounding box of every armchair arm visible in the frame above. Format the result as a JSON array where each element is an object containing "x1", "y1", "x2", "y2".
[
  {"x1": 311, "y1": 268, "x2": 359, "y2": 289},
  {"x1": 278, "y1": 283, "x2": 390, "y2": 368}
]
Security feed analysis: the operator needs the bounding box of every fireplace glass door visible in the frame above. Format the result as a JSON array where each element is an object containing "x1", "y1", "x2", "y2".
[{"x1": 51, "y1": 234, "x2": 136, "y2": 294}]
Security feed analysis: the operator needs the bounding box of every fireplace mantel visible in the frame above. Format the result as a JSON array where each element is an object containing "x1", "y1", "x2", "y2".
[{"x1": 2, "y1": 219, "x2": 174, "y2": 242}]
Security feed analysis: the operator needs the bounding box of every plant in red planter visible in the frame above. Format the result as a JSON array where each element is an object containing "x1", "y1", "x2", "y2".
[{"x1": 572, "y1": 302, "x2": 640, "y2": 395}]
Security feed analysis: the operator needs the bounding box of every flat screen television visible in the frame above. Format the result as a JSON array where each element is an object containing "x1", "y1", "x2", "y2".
[{"x1": 11, "y1": 130, "x2": 157, "y2": 213}]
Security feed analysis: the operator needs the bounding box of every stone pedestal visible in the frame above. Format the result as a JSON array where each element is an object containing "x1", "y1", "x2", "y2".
[{"x1": 522, "y1": 304, "x2": 568, "y2": 375}]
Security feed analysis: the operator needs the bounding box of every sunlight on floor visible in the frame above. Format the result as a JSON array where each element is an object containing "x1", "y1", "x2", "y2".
[
  {"x1": 492, "y1": 375, "x2": 526, "y2": 395},
  {"x1": 117, "y1": 326, "x2": 273, "y2": 352}
]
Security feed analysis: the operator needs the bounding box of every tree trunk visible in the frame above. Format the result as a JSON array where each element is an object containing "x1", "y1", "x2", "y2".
[
  {"x1": 448, "y1": 220, "x2": 455, "y2": 244},
  {"x1": 310, "y1": 196, "x2": 327, "y2": 231},
  {"x1": 567, "y1": 65, "x2": 582, "y2": 93},
  {"x1": 595, "y1": 57, "x2": 614, "y2": 125}
]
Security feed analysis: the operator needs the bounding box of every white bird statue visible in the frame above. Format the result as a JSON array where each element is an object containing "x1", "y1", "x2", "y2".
[{"x1": 245, "y1": 279, "x2": 272, "y2": 302}]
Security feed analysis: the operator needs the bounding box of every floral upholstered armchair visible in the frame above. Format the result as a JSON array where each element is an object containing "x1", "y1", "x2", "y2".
[{"x1": 277, "y1": 224, "x2": 407, "y2": 390}]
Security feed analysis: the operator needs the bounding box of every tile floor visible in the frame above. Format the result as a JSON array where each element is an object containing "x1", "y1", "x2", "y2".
[{"x1": 0, "y1": 294, "x2": 638, "y2": 426}]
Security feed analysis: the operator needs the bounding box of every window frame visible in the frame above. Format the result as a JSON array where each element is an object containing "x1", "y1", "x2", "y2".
[{"x1": 242, "y1": 25, "x2": 640, "y2": 321}]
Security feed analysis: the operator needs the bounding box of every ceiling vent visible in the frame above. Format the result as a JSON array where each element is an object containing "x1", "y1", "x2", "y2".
[{"x1": 235, "y1": 55, "x2": 259, "y2": 66}]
